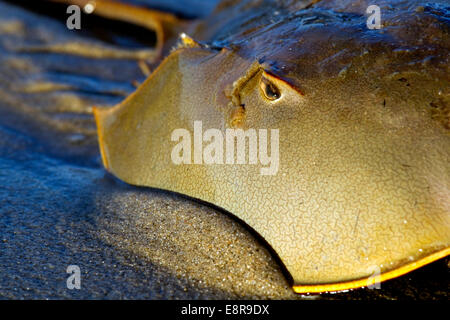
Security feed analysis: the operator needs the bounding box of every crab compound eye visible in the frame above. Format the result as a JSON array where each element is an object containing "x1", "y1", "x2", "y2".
[{"x1": 260, "y1": 73, "x2": 281, "y2": 101}]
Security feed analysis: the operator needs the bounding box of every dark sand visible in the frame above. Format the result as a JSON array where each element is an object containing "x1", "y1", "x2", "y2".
[{"x1": 0, "y1": 0, "x2": 447, "y2": 299}]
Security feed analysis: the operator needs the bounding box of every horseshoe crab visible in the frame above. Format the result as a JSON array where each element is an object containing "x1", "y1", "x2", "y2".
[{"x1": 55, "y1": 0, "x2": 450, "y2": 293}]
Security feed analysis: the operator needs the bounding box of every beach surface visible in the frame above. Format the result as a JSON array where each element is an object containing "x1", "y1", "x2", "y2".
[{"x1": 0, "y1": 0, "x2": 447, "y2": 299}]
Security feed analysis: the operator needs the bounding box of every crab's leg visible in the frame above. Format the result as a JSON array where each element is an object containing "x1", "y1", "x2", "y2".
[{"x1": 46, "y1": 0, "x2": 184, "y2": 62}]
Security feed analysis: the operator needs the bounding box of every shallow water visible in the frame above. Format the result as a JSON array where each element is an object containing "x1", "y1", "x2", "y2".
[{"x1": 0, "y1": 0, "x2": 447, "y2": 299}]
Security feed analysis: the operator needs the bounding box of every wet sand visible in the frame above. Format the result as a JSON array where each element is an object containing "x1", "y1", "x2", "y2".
[{"x1": 0, "y1": 0, "x2": 447, "y2": 299}]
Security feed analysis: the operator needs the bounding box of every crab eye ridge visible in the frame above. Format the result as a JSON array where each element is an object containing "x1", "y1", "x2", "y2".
[{"x1": 260, "y1": 74, "x2": 281, "y2": 101}]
